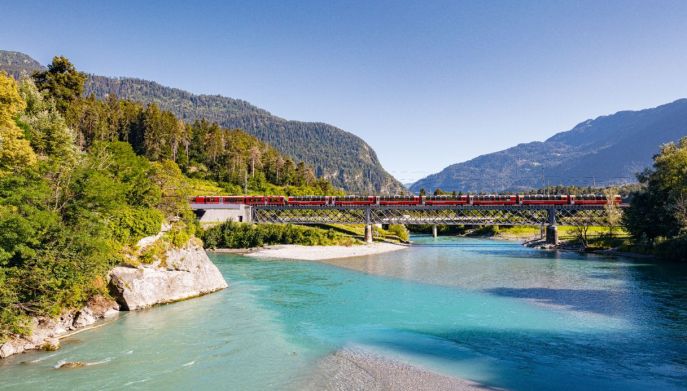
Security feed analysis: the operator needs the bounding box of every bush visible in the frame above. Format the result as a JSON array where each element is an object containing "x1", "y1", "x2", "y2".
[
  {"x1": 655, "y1": 236, "x2": 687, "y2": 261},
  {"x1": 109, "y1": 207, "x2": 163, "y2": 245},
  {"x1": 386, "y1": 224, "x2": 410, "y2": 242},
  {"x1": 201, "y1": 222, "x2": 360, "y2": 248}
]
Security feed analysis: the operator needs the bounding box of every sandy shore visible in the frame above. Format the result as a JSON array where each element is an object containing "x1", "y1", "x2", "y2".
[
  {"x1": 301, "y1": 349, "x2": 502, "y2": 391},
  {"x1": 245, "y1": 242, "x2": 406, "y2": 261}
]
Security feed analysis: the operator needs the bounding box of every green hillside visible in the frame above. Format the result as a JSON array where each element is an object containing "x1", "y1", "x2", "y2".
[{"x1": 0, "y1": 50, "x2": 405, "y2": 194}]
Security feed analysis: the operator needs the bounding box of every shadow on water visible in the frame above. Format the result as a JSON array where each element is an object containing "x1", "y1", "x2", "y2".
[
  {"x1": 483, "y1": 287, "x2": 630, "y2": 316},
  {"x1": 361, "y1": 327, "x2": 687, "y2": 391}
]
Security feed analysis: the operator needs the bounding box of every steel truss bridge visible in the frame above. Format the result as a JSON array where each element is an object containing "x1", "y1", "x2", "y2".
[
  {"x1": 250, "y1": 204, "x2": 615, "y2": 227},
  {"x1": 191, "y1": 202, "x2": 624, "y2": 244}
]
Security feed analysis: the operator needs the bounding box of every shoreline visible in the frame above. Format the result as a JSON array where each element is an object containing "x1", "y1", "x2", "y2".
[
  {"x1": 302, "y1": 348, "x2": 502, "y2": 391},
  {"x1": 242, "y1": 242, "x2": 407, "y2": 261}
]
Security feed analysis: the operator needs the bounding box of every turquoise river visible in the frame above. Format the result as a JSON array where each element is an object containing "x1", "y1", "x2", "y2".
[{"x1": 1, "y1": 236, "x2": 686, "y2": 390}]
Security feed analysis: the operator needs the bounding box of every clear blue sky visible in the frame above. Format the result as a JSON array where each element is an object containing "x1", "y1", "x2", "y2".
[{"x1": 3, "y1": 1, "x2": 687, "y2": 183}]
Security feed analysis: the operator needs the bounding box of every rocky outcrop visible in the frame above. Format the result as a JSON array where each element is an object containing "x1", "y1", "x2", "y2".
[
  {"x1": 108, "y1": 239, "x2": 228, "y2": 311},
  {"x1": 0, "y1": 296, "x2": 119, "y2": 359},
  {"x1": 0, "y1": 237, "x2": 228, "y2": 359}
]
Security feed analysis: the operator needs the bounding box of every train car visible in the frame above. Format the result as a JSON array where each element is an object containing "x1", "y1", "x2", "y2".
[
  {"x1": 196, "y1": 196, "x2": 222, "y2": 204},
  {"x1": 519, "y1": 194, "x2": 571, "y2": 205},
  {"x1": 333, "y1": 196, "x2": 377, "y2": 206},
  {"x1": 378, "y1": 195, "x2": 421, "y2": 206},
  {"x1": 424, "y1": 195, "x2": 469, "y2": 205},
  {"x1": 572, "y1": 194, "x2": 620, "y2": 205},
  {"x1": 471, "y1": 195, "x2": 518, "y2": 205},
  {"x1": 242, "y1": 196, "x2": 267, "y2": 205},
  {"x1": 222, "y1": 196, "x2": 245, "y2": 204},
  {"x1": 191, "y1": 196, "x2": 207, "y2": 204},
  {"x1": 265, "y1": 196, "x2": 287, "y2": 205},
  {"x1": 287, "y1": 196, "x2": 330, "y2": 206}
]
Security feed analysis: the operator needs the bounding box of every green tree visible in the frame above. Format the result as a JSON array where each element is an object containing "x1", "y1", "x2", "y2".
[
  {"x1": 624, "y1": 137, "x2": 687, "y2": 243},
  {"x1": 32, "y1": 56, "x2": 86, "y2": 113},
  {"x1": 17, "y1": 77, "x2": 78, "y2": 162},
  {"x1": 0, "y1": 73, "x2": 37, "y2": 176}
]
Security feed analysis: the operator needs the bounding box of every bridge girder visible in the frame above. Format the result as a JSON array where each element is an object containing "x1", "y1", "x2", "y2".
[{"x1": 251, "y1": 205, "x2": 618, "y2": 227}]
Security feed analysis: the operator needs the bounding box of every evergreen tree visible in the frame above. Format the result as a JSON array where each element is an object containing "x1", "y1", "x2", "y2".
[{"x1": 32, "y1": 56, "x2": 86, "y2": 113}]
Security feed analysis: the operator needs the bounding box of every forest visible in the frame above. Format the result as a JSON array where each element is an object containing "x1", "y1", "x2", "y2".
[{"x1": 83, "y1": 75, "x2": 406, "y2": 194}]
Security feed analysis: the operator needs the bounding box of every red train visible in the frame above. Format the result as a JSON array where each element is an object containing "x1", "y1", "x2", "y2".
[{"x1": 191, "y1": 194, "x2": 622, "y2": 206}]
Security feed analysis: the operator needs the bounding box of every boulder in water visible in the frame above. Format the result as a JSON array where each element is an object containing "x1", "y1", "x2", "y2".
[{"x1": 55, "y1": 361, "x2": 86, "y2": 369}]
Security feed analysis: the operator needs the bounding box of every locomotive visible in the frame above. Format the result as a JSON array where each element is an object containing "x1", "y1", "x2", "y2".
[{"x1": 191, "y1": 194, "x2": 622, "y2": 206}]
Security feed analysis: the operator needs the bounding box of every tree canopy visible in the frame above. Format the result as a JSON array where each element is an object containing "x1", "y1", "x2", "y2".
[
  {"x1": 32, "y1": 56, "x2": 86, "y2": 113},
  {"x1": 623, "y1": 137, "x2": 687, "y2": 260}
]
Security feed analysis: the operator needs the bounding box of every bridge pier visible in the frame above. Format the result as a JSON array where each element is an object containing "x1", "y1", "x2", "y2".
[
  {"x1": 365, "y1": 224, "x2": 374, "y2": 243},
  {"x1": 546, "y1": 225, "x2": 558, "y2": 245},
  {"x1": 363, "y1": 207, "x2": 373, "y2": 243},
  {"x1": 546, "y1": 208, "x2": 558, "y2": 245},
  {"x1": 432, "y1": 224, "x2": 438, "y2": 238}
]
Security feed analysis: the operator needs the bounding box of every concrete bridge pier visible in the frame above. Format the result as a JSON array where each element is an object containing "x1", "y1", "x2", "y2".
[
  {"x1": 432, "y1": 225, "x2": 438, "y2": 238},
  {"x1": 546, "y1": 225, "x2": 558, "y2": 245},
  {"x1": 364, "y1": 208, "x2": 373, "y2": 243},
  {"x1": 364, "y1": 224, "x2": 374, "y2": 243},
  {"x1": 546, "y1": 208, "x2": 558, "y2": 245}
]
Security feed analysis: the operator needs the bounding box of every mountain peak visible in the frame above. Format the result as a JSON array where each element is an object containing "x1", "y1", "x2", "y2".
[{"x1": 411, "y1": 99, "x2": 687, "y2": 193}]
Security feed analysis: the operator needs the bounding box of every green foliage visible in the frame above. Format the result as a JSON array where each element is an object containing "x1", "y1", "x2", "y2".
[
  {"x1": 0, "y1": 72, "x2": 37, "y2": 176},
  {"x1": 377, "y1": 224, "x2": 410, "y2": 242},
  {"x1": 654, "y1": 236, "x2": 687, "y2": 262},
  {"x1": 139, "y1": 239, "x2": 170, "y2": 266},
  {"x1": 59, "y1": 89, "x2": 341, "y2": 195},
  {"x1": 0, "y1": 63, "x2": 196, "y2": 339},
  {"x1": 201, "y1": 222, "x2": 360, "y2": 249},
  {"x1": 164, "y1": 222, "x2": 194, "y2": 248},
  {"x1": 109, "y1": 207, "x2": 163, "y2": 245},
  {"x1": 624, "y1": 137, "x2": 687, "y2": 258},
  {"x1": 32, "y1": 56, "x2": 86, "y2": 113}
]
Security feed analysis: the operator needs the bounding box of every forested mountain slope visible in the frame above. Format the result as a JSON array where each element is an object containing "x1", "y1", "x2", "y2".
[
  {"x1": 0, "y1": 50, "x2": 404, "y2": 194},
  {"x1": 0, "y1": 50, "x2": 43, "y2": 79},
  {"x1": 411, "y1": 99, "x2": 687, "y2": 193}
]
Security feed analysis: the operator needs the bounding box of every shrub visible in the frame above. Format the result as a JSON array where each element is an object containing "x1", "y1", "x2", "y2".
[{"x1": 200, "y1": 222, "x2": 360, "y2": 248}]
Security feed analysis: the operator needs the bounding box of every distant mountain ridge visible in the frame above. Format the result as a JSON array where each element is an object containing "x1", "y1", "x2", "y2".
[
  {"x1": 0, "y1": 50, "x2": 405, "y2": 194},
  {"x1": 411, "y1": 99, "x2": 687, "y2": 193},
  {"x1": 0, "y1": 50, "x2": 43, "y2": 78}
]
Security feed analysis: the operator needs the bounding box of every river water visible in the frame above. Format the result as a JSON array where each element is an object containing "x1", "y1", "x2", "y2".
[{"x1": 1, "y1": 236, "x2": 686, "y2": 390}]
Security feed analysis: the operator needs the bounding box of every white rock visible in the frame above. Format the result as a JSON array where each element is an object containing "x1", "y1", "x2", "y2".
[
  {"x1": 0, "y1": 342, "x2": 17, "y2": 358},
  {"x1": 72, "y1": 308, "x2": 96, "y2": 329},
  {"x1": 0, "y1": 296, "x2": 119, "y2": 359},
  {"x1": 109, "y1": 240, "x2": 227, "y2": 311}
]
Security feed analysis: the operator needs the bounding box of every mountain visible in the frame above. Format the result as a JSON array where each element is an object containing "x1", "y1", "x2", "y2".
[
  {"x1": 0, "y1": 50, "x2": 43, "y2": 79},
  {"x1": 0, "y1": 50, "x2": 405, "y2": 194},
  {"x1": 411, "y1": 99, "x2": 687, "y2": 193}
]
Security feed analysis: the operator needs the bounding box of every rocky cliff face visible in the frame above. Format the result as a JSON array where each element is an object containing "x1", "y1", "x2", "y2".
[{"x1": 108, "y1": 240, "x2": 228, "y2": 311}]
